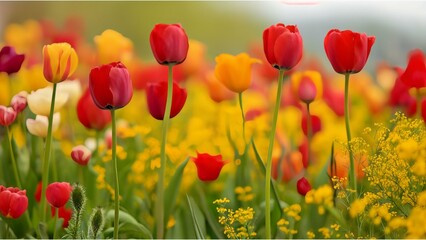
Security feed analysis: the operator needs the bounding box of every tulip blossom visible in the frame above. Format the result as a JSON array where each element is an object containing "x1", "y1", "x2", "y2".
[
  {"x1": 26, "y1": 113, "x2": 61, "y2": 138},
  {"x1": 89, "y1": 62, "x2": 133, "y2": 110},
  {"x1": 94, "y1": 29, "x2": 133, "y2": 64},
  {"x1": 27, "y1": 86, "x2": 69, "y2": 116},
  {"x1": 324, "y1": 29, "x2": 375, "y2": 74},
  {"x1": 301, "y1": 114, "x2": 322, "y2": 136},
  {"x1": 400, "y1": 49, "x2": 426, "y2": 89},
  {"x1": 146, "y1": 81, "x2": 187, "y2": 120},
  {"x1": 71, "y1": 145, "x2": 92, "y2": 166},
  {"x1": 46, "y1": 182, "x2": 72, "y2": 208},
  {"x1": 10, "y1": 91, "x2": 28, "y2": 113},
  {"x1": 77, "y1": 89, "x2": 111, "y2": 130},
  {"x1": 291, "y1": 71, "x2": 322, "y2": 104},
  {"x1": 297, "y1": 177, "x2": 312, "y2": 196},
  {"x1": 263, "y1": 23, "x2": 303, "y2": 70},
  {"x1": 214, "y1": 53, "x2": 260, "y2": 93},
  {"x1": 150, "y1": 23, "x2": 189, "y2": 65},
  {"x1": 0, "y1": 186, "x2": 28, "y2": 219},
  {"x1": 205, "y1": 72, "x2": 235, "y2": 103},
  {"x1": 192, "y1": 152, "x2": 228, "y2": 182},
  {"x1": 0, "y1": 105, "x2": 17, "y2": 126},
  {"x1": 0, "y1": 46, "x2": 25, "y2": 75},
  {"x1": 57, "y1": 80, "x2": 82, "y2": 106},
  {"x1": 43, "y1": 42, "x2": 78, "y2": 83}
]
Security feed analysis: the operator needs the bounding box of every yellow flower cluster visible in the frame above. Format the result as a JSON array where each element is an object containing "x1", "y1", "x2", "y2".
[
  {"x1": 213, "y1": 198, "x2": 256, "y2": 239},
  {"x1": 93, "y1": 164, "x2": 120, "y2": 201},
  {"x1": 234, "y1": 186, "x2": 254, "y2": 202},
  {"x1": 305, "y1": 185, "x2": 333, "y2": 215}
]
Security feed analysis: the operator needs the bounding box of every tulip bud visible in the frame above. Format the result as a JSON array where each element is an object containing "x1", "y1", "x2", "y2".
[
  {"x1": 146, "y1": 81, "x2": 187, "y2": 120},
  {"x1": 46, "y1": 182, "x2": 72, "y2": 208},
  {"x1": 71, "y1": 145, "x2": 92, "y2": 166},
  {"x1": 296, "y1": 177, "x2": 312, "y2": 196},
  {"x1": 150, "y1": 23, "x2": 189, "y2": 65},
  {"x1": 26, "y1": 113, "x2": 61, "y2": 138},
  {"x1": 0, "y1": 46, "x2": 25, "y2": 75},
  {"x1": 192, "y1": 152, "x2": 228, "y2": 182},
  {"x1": 88, "y1": 207, "x2": 104, "y2": 239},
  {"x1": 43, "y1": 42, "x2": 78, "y2": 83},
  {"x1": 298, "y1": 77, "x2": 317, "y2": 104},
  {"x1": 10, "y1": 91, "x2": 28, "y2": 113},
  {"x1": 400, "y1": 49, "x2": 426, "y2": 89},
  {"x1": 0, "y1": 106, "x2": 17, "y2": 126},
  {"x1": 70, "y1": 184, "x2": 86, "y2": 213},
  {"x1": 0, "y1": 186, "x2": 28, "y2": 219}
]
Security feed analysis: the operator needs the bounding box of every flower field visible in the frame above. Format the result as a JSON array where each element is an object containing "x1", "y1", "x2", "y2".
[{"x1": 0, "y1": 2, "x2": 425, "y2": 239}]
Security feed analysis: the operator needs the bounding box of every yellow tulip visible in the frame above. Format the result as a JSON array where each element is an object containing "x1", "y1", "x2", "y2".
[
  {"x1": 94, "y1": 29, "x2": 133, "y2": 64},
  {"x1": 214, "y1": 53, "x2": 260, "y2": 93},
  {"x1": 43, "y1": 43, "x2": 78, "y2": 83}
]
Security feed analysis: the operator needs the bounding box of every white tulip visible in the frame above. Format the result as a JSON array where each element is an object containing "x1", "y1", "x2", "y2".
[
  {"x1": 57, "y1": 80, "x2": 82, "y2": 106},
  {"x1": 26, "y1": 113, "x2": 61, "y2": 138},
  {"x1": 27, "y1": 86, "x2": 69, "y2": 116}
]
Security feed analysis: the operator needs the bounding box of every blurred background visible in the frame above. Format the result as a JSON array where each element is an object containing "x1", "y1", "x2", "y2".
[{"x1": 1, "y1": 1, "x2": 426, "y2": 71}]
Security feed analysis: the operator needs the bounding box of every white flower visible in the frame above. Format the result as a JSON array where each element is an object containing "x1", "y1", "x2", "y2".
[
  {"x1": 26, "y1": 113, "x2": 61, "y2": 138},
  {"x1": 27, "y1": 86, "x2": 69, "y2": 116},
  {"x1": 57, "y1": 80, "x2": 82, "y2": 106}
]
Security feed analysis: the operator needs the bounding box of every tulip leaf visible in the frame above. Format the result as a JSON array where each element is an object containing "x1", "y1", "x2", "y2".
[
  {"x1": 164, "y1": 157, "x2": 190, "y2": 228},
  {"x1": 38, "y1": 222, "x2": 49, "y2": 239},
  {"x1": 186, "y1": 194, "x2": 205, "y2": 240},
  {"x1": 105, "y1": 210, "x2": 152, "y2": 239},
  {"x1": 251, "y1": 139, "x2": 284, "y2": 218}
]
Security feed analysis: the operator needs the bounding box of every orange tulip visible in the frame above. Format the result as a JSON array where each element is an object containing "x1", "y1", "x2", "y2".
[{"x1": 43, "y1": 43, "x2": 78, "y2": 83}]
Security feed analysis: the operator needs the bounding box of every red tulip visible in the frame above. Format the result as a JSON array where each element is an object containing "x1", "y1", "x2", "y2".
[
  {"x1": 0, "y1": 186, "x2": 28, "y2": 219},
  {"x1": 296, "y1": 177, "x2": 312, "y2": 196},
  {"x1": 0, "y1": 105, "x2": 17, "y2": 126},
  {"x1": 298, "y1": 139, "x2": 309, "y2": 168},
  {"x1": 298, "y1": 76, "x2": 317, "y2": 104},
  {"x1": 71, "y1": 145, "x2": 91, "y2": 166},
  {"x1": 51, "y1": 206, "x2": 72, "y2": 228},
  {"x1": 192, "y1": 152, "x2": 228, "y2": 182},
  {"x1": 263, "y1": 23, "x2": 303, "y2": 70},
  {"x1": 324, "y1": 29, "x2": 375, "y2": 74},
  {"x1": 389, "y1": 67, "x2": 415, "y2": 108},
  {"x1": 0, "y1": 46, "x2": 25, "y2": 75},
  {"x1": 89, "y1": 62, "x2": 133, "y2": 110},
  {"x1": 46, "y1": 182, "x2": 72, "y2": 208},
  {"x1": 77, "y1": 89, "x2": 111, "y2": 130},
  {"x1": 400, "y1": 49, "x2": 426, "y2": 89},
  {"x1": 150, "y1": 24, "x2": 189, "y2": 65},
  {"x1": 146, "y1": 81, "x2": 187, "y2": 120},
  {"x1": 301, "y1": 114, "x2": 322, "y2": 136}
]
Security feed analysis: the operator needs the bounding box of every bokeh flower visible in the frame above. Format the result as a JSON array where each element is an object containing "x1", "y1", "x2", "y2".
[
  {"x1": 43, "y1": 42, "x2": 78, "y2": 83},
  {"x1": 0, "y1": 105, "x2": 17, "y2": 126},
  {"x1": 400, "y1": 49, "x2": 426, "y2": 89},
  {"x1": 89, "y1": 62, "x2": 133, "y2": 110},
  {"x1": 10, "y1": 91, "x2": 28, "y2": 113},
  {"x1": 146, "y1": 80, "x2": 187, "y2": 120},
  {"x1": 26, "y1": 113, "x2": 61, "y2": 138},
  {"x1": 297, "y1": 177, "x2": 312, "y2": 196},
  {"x1": 27, "y1": 86, "x2": 69, "y2": 116},
  {"x1": 263, "y1": 23, "x2": 303, "y2": 70},
  {"x1": 150, "y1": 23, "x2": 189, "y2": 65},
  {"x1": 192, "y1": 152, "x2": 228, "y2": 182},
  {"x1": 71, "y1": 145, "x2": 92, "y2": 166},
  {"x1": 77, "y1": 88, "x2": 111, "y2": 130},
  {"x1": 0, "y1": 185, "x2": 28, "y2": 219},
  {"x1": 0, "y1": 45, "x2": 25, "y2": 75},
  {"x1": 46, "y1": 182, "x2": 72, "y2": 208},
  {"x1": 214, "y1": 53, "x2": 260, "y2": 93},
  {"x1": 94, "y1": 29, "x2": 133, "y2": 64},
  {"x1": 324, "y1": 29, "x2": 375, "y2": 74}
]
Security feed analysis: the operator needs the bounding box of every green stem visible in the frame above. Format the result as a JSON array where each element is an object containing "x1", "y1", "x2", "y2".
[
  {"x1": 416, "y1": 89, "x2": 422, "y2": 119},
  {"x1": 265, "y1": 69, "x2": 284, "y2": 239},
  {"x1": 344, "y1": 73, "x2": 357, "y2": 197},
  {"x1": 111, "y1": 109, "x2": 120, "y2": 239},
  {"x1": 306, "y1": 103, "x2": 312, "y2": 167},
  {"x1": 53, "y1": 209, "x2": 58, "y2": 239},
  {"x1": 238, "y1": 92, "x2": 246, "y2": 144},
  {"x1": 5, "y1": 126, "x2": 22, "y2": 188},
  {"x1": 156, "y1": 64, "x2": 174, "y2": 239},
  {"x1": 41, "y1": 82, "x2": 58, "y2": 222}
]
